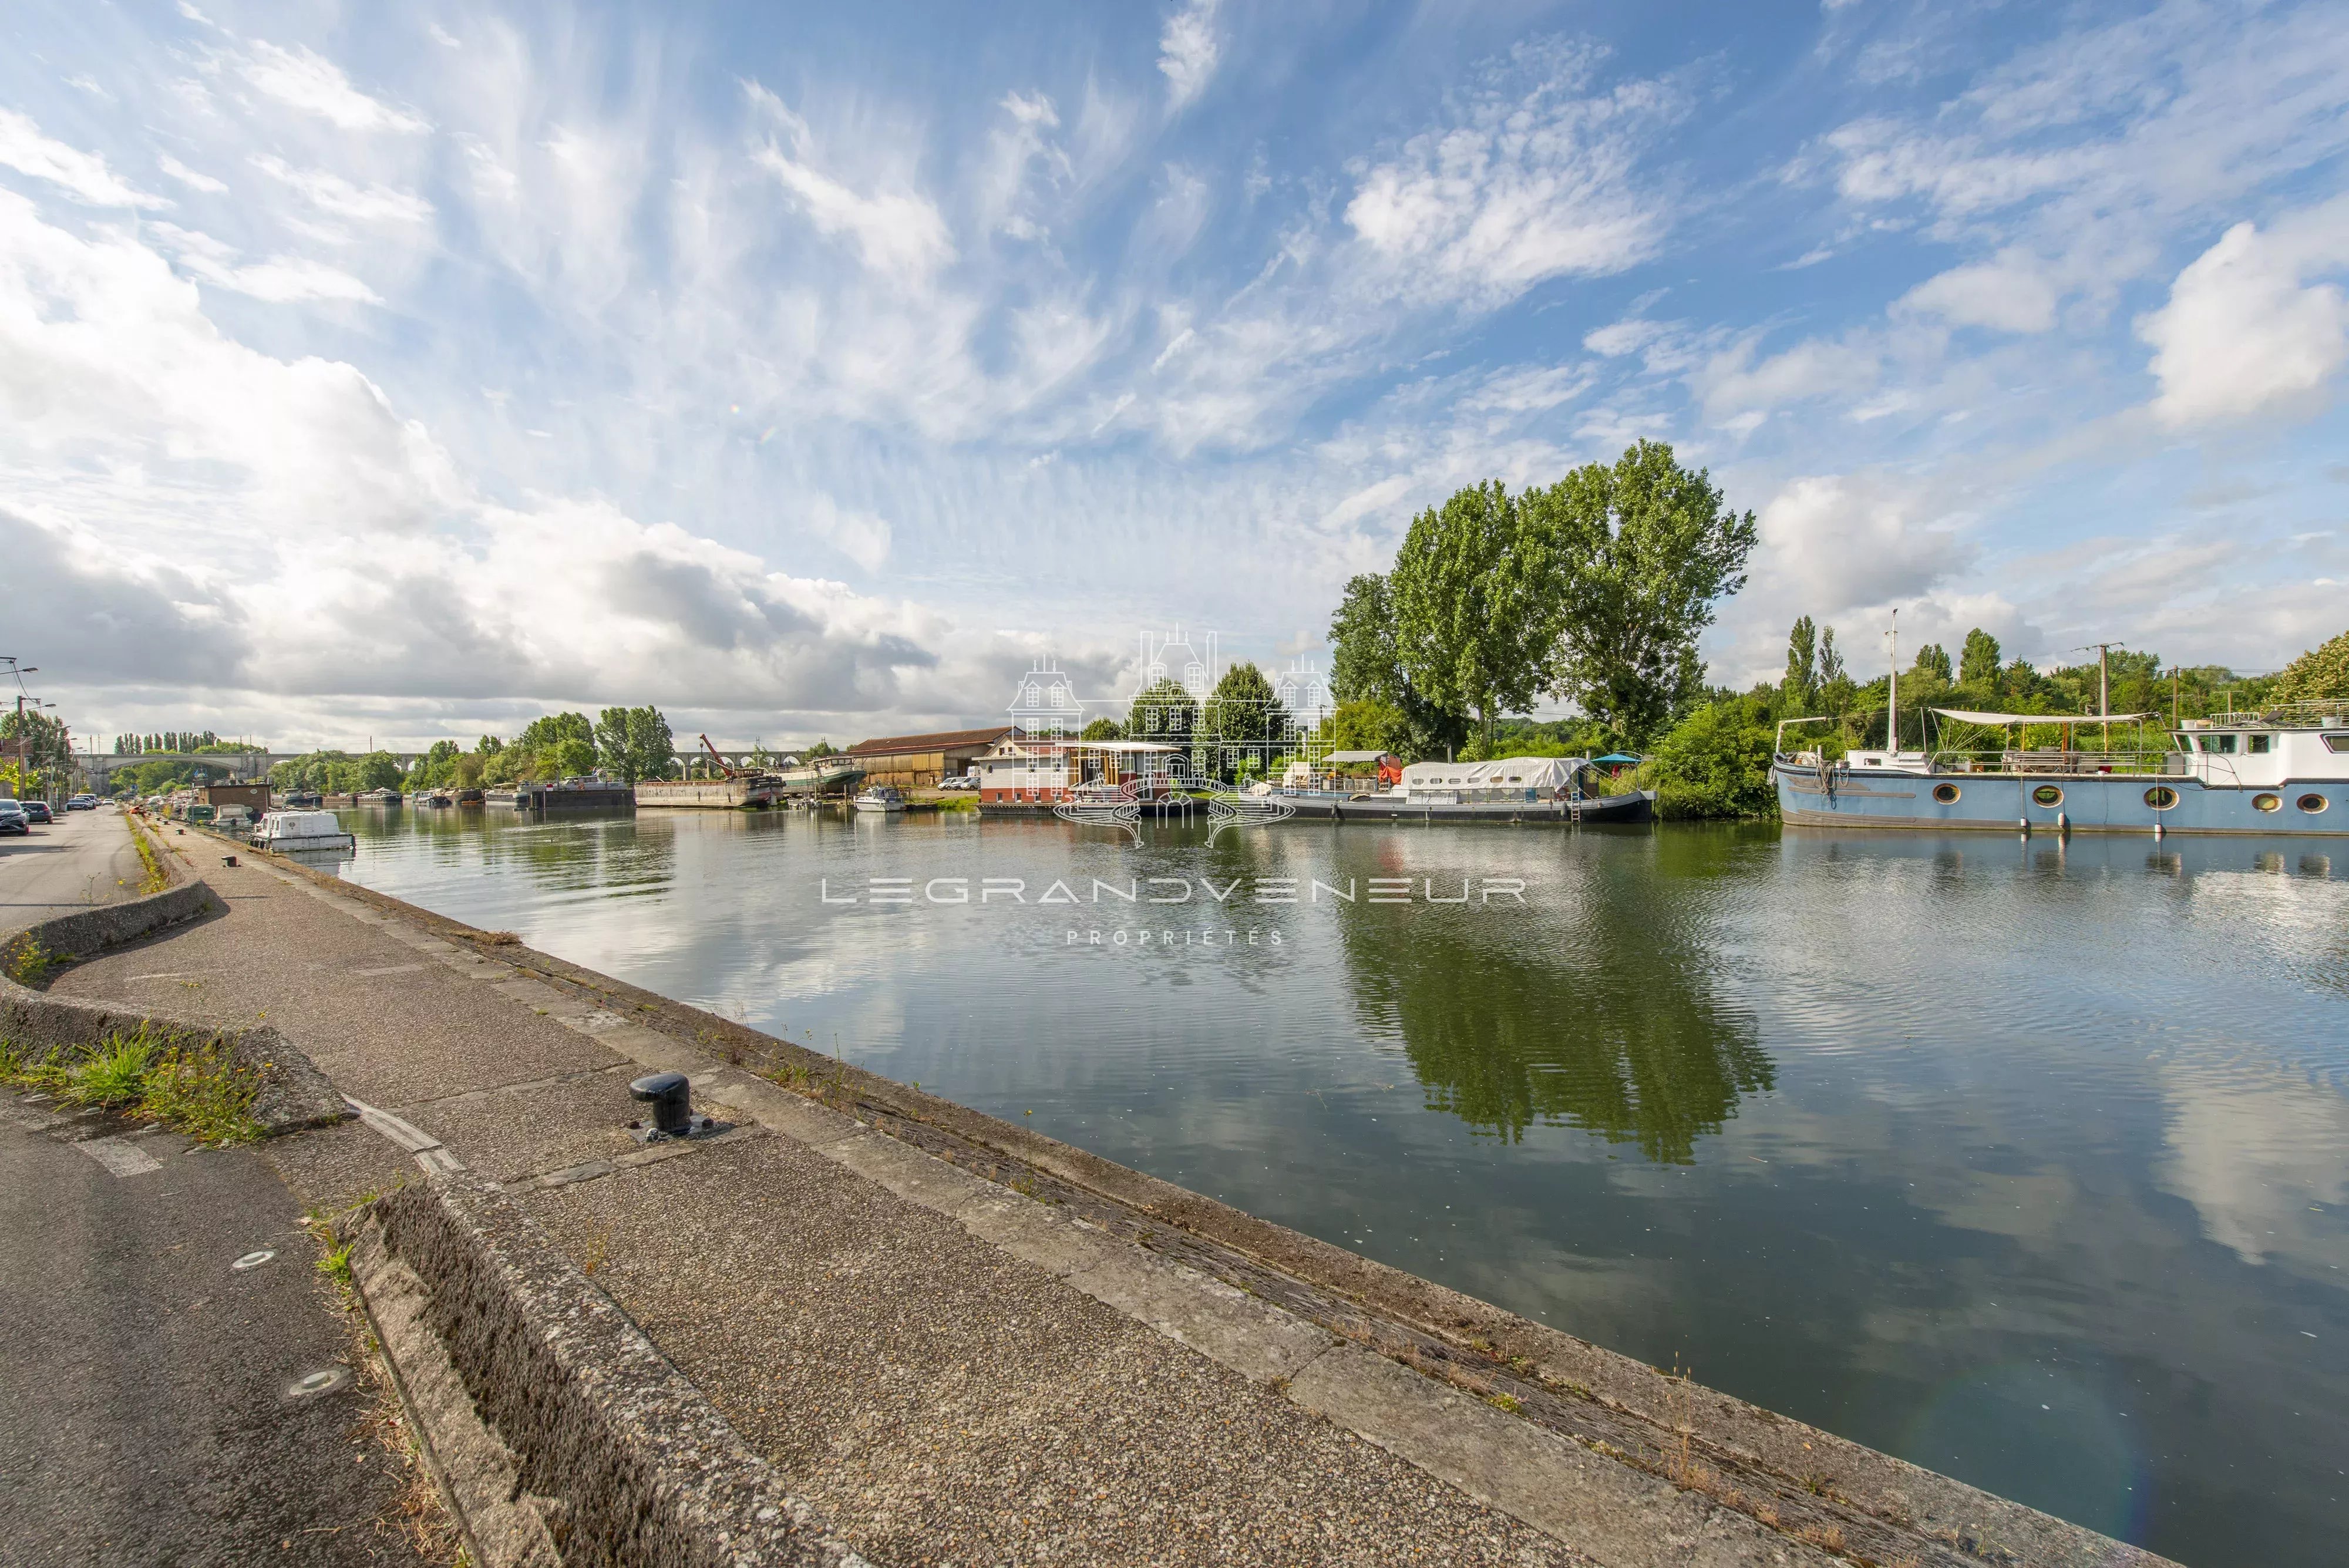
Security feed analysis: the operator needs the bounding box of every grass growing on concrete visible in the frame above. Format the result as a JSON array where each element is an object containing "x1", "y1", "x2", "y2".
[
  {"x1": 2, "y1": 933, "x2": 69, "y2": 987},
  {"x1": 124, "y1": 813, "x2": 172, "y2": 894},
  {"x1": 0, "y1": 1025, "x2": 265, "y2": 1145}
]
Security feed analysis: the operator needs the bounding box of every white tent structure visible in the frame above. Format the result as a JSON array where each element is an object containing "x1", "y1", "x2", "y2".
[{"x1": 1395, "y1": 756, "x2": 1584, "y2": 802}]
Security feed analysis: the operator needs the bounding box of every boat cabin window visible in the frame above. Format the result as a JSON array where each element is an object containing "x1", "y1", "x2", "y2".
[
  {"x1": 2200, "y1": 734, "x2": 2237, "y2": 753},
  {"x1": 2327, "y1": 735, "x2": 2349, "y2": 753},
  {"x1": 2248, "y1": 733, "x2": 2271, "y2": 755}
]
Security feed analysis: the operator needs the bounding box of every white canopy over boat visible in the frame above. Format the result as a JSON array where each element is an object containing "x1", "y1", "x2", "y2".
[
  {"x1": 1396, "y1": 756, "x2": 1583, "y2": 797},
  {"x1": 1930, "y1": 708, "x2": 2154, "y2": 727}
]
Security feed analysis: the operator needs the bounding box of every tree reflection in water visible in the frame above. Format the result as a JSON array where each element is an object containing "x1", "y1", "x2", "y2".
[{"x1": 1333, "y1": 832, "x2": 1773, "y2": 1162}]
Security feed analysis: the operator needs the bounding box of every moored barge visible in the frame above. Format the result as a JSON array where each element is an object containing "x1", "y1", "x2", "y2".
[{"x1": 1775, "y1": 703, "x2": 2349, "y2": 835}]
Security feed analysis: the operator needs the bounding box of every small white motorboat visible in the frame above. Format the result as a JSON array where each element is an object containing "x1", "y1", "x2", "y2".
[
  {"x1": 852, "y1": 785, "x2": 907, "y2": 813},
  {"x1": 252, "y1": 809, "x2": 356, "y2": 852}
]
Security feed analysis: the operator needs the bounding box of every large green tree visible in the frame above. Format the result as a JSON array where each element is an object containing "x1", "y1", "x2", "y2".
[
  {"x1": 1783, "y1": 616, "x2": 1818, "y2": 712},
  {"x1": 1526, "y1": 441, "x2": 1756, "y2": 746},
  {"x1": 1196, "y1": 661, "x2": 1289, "y2": 778},
  {"x1": 1321, "y1": 698, "x2": 1411, "y2": 756},
  {"x1": 2272, "y1": 626, "x2": 2349, "y2": 702},
  {"x1": 595, "y1": 705, "x2": 675, "y2": 783},
  {"x1": 1389, "y1": 482, "x2": 1561, "y2": 755},
  {"x1": 1126, "y1": 678, "x2": 1200, "y2": 757},
  {"x1": 1958, "y1": 627, "x2": 2003, "y2": 689},
  {"x1": 1327, "y1": 573, "x2": 1468, "y2": 759}
]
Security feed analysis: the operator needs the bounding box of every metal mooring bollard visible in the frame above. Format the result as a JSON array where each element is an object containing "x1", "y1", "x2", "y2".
[
  {"x1": 628, "y1": 1072, "x2": 694, "y2": 1138},
  {"x1": 222, "y1": 854, "x2": 238, "y2": 867}
]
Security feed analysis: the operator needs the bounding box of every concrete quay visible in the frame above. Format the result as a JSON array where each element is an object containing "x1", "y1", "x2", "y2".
[{"x1": 31, "y1": 825, "x2": 2178, "y2": 1567}]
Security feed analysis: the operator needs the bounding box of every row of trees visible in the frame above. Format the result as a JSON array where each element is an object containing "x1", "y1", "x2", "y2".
[
  {"x1": 1060, "y1": 665, "x2": 1307, "y2": 780},
  {"x1": 1327, "y1": 442, "x2": 1758, "y2": 761},
  {"x1": 267, "y1": 706, "x2": 681, "y2": 794},
  {"x1": 110, "y1": 731, "x2": 257, "y2": 755}
]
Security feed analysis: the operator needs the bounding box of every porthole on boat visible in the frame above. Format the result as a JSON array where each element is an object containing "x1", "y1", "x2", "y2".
[
  {"x1": 2252, "y1": 793, "x2": 2282, "y2": 813},
  {"x1": 2032, "y1": 784, "x2": 2064, "y2": 806},
  {"x1": 2300, "y1": 793, "x2": 2330, "y2": 813},
  {"x1": 1933, "y1": 783, "x2": 1961, "y2": 804},
  {"x1": 2143, "y1": 786, "x2": 2178, "y2": 810}
]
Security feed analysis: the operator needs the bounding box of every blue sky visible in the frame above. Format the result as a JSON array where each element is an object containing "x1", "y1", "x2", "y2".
[{"x1": 5, "y1": 0, "x2": 2347, "y2": 748}]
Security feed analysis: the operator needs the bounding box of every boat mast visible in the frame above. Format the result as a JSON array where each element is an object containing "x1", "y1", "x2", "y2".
[{"x1": 1886, "y1": 608, "x2": 1898, "y2": 756}]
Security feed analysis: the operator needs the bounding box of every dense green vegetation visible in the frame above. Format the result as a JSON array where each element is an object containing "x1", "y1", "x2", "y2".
[
  {"x1": 2272, "y1": 627, "x2": 2349, "y2": 702},
  {"x1": 1323, "y1": 438, "x2": 2338, "y2": 819},
  {"x1": 267, "y1": 749, "x2": 407, "y2": 795}
]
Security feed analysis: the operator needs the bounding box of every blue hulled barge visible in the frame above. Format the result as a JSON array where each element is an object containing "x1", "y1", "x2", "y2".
[{"x1": 1775, "y1": 703, "x2": 2349, "y2": 836}]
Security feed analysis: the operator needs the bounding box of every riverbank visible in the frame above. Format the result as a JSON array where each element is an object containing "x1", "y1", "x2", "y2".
[{"x1": 32, "y1": 822, "x2": 2173, "y2": 1566}]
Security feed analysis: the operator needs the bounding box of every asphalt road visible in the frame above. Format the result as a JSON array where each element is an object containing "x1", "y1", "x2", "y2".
[
  {"x1": 0, "y1": 1098, "x2": 437, "y2": 1566},
  {"x1": 0, "y1": 804, "x2": 144, "y2": 938}
]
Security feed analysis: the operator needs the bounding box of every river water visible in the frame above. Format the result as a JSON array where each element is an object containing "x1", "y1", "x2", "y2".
[{"x1": 329, "y1": 805, "x2": 2347, "y2": 1566}]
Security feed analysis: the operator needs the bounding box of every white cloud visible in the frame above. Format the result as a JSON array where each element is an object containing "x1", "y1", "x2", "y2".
[
  {"x1": 746, "y1": 86, "x2": 955, "y2": 284},
  {"x1": 1751, "y1": 474, "x2": 1969, "y2": 615},
  {"x1": 1158, "y1": 0, "x2": 1221, "y2": 112},
  {"x1": 237, "y1": 41, "x2": 430, "y2": 134},
  {"x1": 2138, "y1": 208, "x2": 2349, "y2": 428},
  {"x1": 1897, "y1": 250, "x2": 2058, "y2": 332},
  {"x1": 805, "y1": 494, "x2": 893, "y2": 573},
  {"x1": 1344, "y1": 43, "x2": 1683, "y2": 309},
  {"x1": 156, "y1": 153, "x2": 228, "y2": 194},
  {"x1": 0, "y1": 188, "x2": 456, "y2": 540},
  {"x1": 0, "y1": 171, "x2": 991, "y2": 735},
  {"x1": 0, "y1": 109, "x2": 166, "y2": 208},
  {"x1": 979, "y1": 90, "x2": 1068, "y2": 239},
  {"x1": 251, "y1": 154, "x2": 435, "y2": 226},
  {"x1": 152, "y1": 223, "x2": 381, "y2": 304},
  {"x1": 1697, "y1": 336, "x2": 1880, "y2": 426},
  {"x1": 1583, "y1": 317, "x2": 1663, "y2": 356}
]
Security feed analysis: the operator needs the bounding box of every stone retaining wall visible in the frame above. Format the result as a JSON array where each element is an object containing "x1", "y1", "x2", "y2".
[{"x1": 356, "y1": 1170, "x2": 867, "y2": 1568}]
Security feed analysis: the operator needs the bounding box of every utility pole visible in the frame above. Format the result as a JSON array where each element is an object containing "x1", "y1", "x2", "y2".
[{"x1": 2076, "y1": 642, "x2": 2121, "y2": 752}]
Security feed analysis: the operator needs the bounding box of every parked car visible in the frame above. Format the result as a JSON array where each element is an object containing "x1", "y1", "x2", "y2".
[
  {"x1": 0, "y1": 801, "x2": 27, "y2": 836},
  {"x1": 67, "y1": 793, "x2": 97, "y2": 810},
  {"x1": 940, "y1": 772, "x2": 978, "y2": 790},
  {"x1": 22, "y1": 800, "x2": 53, "y2": 823}
]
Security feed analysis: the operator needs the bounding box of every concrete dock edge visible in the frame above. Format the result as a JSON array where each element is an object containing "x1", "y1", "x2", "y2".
[{"x1": 251, "y1": 842, "x2": 2176, "y2": 1568}]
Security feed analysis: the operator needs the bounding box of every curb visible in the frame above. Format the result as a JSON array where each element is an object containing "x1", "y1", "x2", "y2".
[
  {"x1": 0, "y1": 977, "x2": 346, "y2": 1136},
  {"x1": 350, "y1": 1169, "x2": 871, "y2": 1568}
]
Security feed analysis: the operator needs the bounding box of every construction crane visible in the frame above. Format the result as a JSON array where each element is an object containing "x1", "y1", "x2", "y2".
[{"x1": 696, "y1": 733, "x2": 739, "y2": 780}]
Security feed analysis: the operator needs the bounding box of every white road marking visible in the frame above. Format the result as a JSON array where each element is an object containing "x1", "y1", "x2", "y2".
[
  {"x1": 78, "y1": 1137, "x2": 162, "y2": 1177},
  {"x1": 344, "y1": 1096, "x2": 470, "y2": 1173}
]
